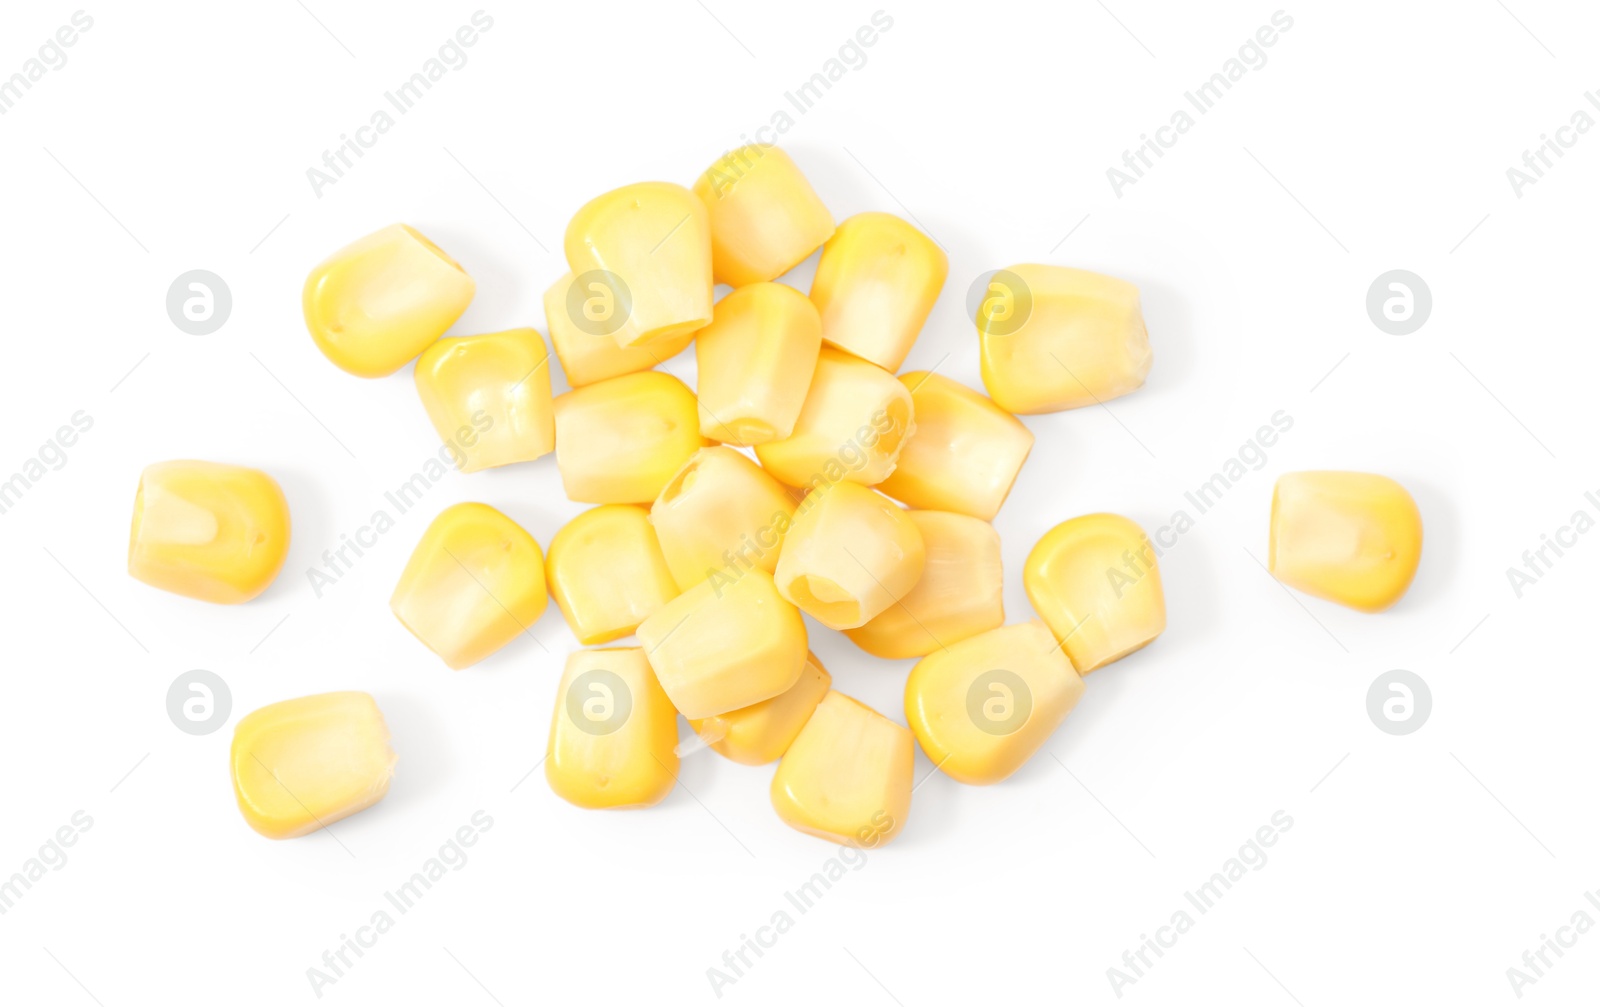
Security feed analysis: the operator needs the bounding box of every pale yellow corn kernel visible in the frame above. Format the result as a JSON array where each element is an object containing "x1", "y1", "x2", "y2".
[
  {"x1": 649, "y1": 446, "x2": 797, "y2": 591},
  {"x1": 552, "y1": 371, "x2": 708, "y2": 504},
  {"x1": 546, "y1": 648, "x2": 679, "y2": 810},
  {"x1": 1024, "y1": 513, "x2": 1166, "y2": 673},
  {"x1": 977, "y1": 264, "x2": 1152, "y2": 414},
  {"x1": 546, "y1": 505, "x2": 680, "y2": 645},
  {"x1": 303, "y1": 223, "x2": 475, "y2": 378},
  {"x1": 753, "y1": 347, "x2": 914, "y2": 489},
  {"x1": 695, "y1": 282, "x2": 822, "y2": 445},
  {"x1": 128, "y1": 460, "x2": 291, "y2": 605},
  {"x1": 636, "y1": 568, "x2": 807, "y2": 720},
  {"x1": 1269, "y1": 471, "x2": 1423, "y2": 613},
  {"x1": 809, "y1": 212, "x2": 947, "y2": 371},
  {"x1": 390, "y1": 502, "x2": 547, "y2": 669},
  {"x1": 877, "y1": 372, "x2": 1034, "y2": 521},
  {"x1": 689, "y1": 652, "x2": 831, "y2": 766},
  {"x1": 564, "y1": 181, "x2": 712, "y2": 346},
  {"x1": 904, "y1": 621, "x2": 1083, "y2": 786},
  {"x1": 543, "y1": 272, "x2": 694, "y2": 387},
  {"x1": 771, "y1": 691, "x2": 911, "y2": 847},
  {"x1": 774, "y1": 482, "x2": 926, "y2": 631},
  {"x1": 692, "y1": 145, "x2": 835, "y2": 286},
  {"x1": 847, "y1": 511, "x2": 1004, "y2": 659},
  {"x1": 412, "y1": 328, "x2": 554, "y2": 473},
  {"x1": 231, "y1": 692, "x2": 396, "y2": 839}
]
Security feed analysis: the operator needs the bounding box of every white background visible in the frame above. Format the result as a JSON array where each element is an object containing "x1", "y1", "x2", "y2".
[{"x1": 0, "y1": 1, "x2": 1595, "y2": 1004}]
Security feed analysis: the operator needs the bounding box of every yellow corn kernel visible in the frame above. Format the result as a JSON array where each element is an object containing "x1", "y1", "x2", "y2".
[
  {"x1": 636, "y1": 568, "x2": 807, "y2": 719},
  {"x1": 231, "y1": 692, "x2": 396, "y2": 839},
  {"x1": 774, "y1": 482, "x2": 926, "y2": 631},
  {"x1": 847, "y1": 511, "x2": 1004, "y2": 659},
  {"x1": 1024, "y1": 513, "x2": 1165, "y2": 673},
  {"x1": 690, "y1": 652, "x2": 831, "y2": 766},
  {"x1": 546, "y1": 648, "x2": 679, "y2": 810},
  {"x1": 390, "y1": 502, "x2": 547, "y2": 669},
  {"x1": 564, "y1": 181, "x2": 712, "y2": 346},
  {"x1": 412, "y1": 328, "x2": 554, "y2": 473},
  {"x1": 543, "y1": 272, "x2": 694, "y2": 387},
  {"x1": 553, "y1": 371, "x2": 708, "y2": 503},
  {"x1": 649, "y1": 446, "x2": 797, "y2": 591},
  {"x1": 695, "y1": 282, "x2": 822, "y2": 445},
  {"x1": 546, "y1": 505, "x2": 680, "y2": 645},
  {"x1": 771, "y1": 691, "x2": 911, "y2": 847},
  {"x1": 904, "y1": 621, "x2": 1083, "y2": 786},
  {"x1": 753, "y1": 347, "x2": 914, "y2": 489},
  {"x1": 693, "y1": 145, "x2": 835, "y2": 286},
  {"x1": 1269, "y1": 471, "x2": 1423, "y2": 612},
  {"x1": 809, "y1": 212, "x2": 947, "y2": 371},
  {"x1": 877, "y1": 372, "x2": 1034, "y2": 520},
  {"x1": 128, "y1": 461, "x2": 291, "y2": 605},
  {"x1": 302, "y1": 223, "x2": 475, "y2": 378}
]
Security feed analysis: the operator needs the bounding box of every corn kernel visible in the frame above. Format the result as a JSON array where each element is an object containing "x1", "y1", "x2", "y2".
[
  {"x1": 774, "y1": 482, "x2": 926, "y2": 631},
  {"x1": 695, "y1": 282, "x2": 822, "y2": 445},
  {"x1": 564, "y1": 181, "x2": 712, "y2": 346},
  {"x1": 1024, "y1": 513, "x2": 1165, "y2": 673},
  {"x1": 771, "y1": 691, "x2": 911, "y2": 847},
  {"x1": 649, "y1": 446, "x2": 797, "y2": 591},
  {"x1": 753, "y1": 347, "x2": 914, "y2": 489},
  {"x1": 553, "y1": 371, "x2": 708, "y2": 503},
  {"x1": 693, "y1": 145, "x2": 835, "y2": 286},
  {"x1": 543, "y1": 272, "x2": 694, "y2": 387},
  {"x1": 231, "y1": 692, "x2": 395, "y2": 839},
  {"x1": 302, "y1": 224, "x2": 474, "y2": 378},
  {"x1": 546, "y1": 505, "x2": 680, "y2": 645},
  {"x1": 390, "y1": 502, "x2": 547, "y2": 669},
  {"x1": 904, "y1": 621, "x2": 1083, "y2": 785},
  {"x1": 128, "y1": 460, "x2": 291, "y2": 605},
  {"x1": 636, "y1": 568, "x2": 806, "y2": 719},
  {"x1": 846, "y1": 510, "x2": 1004, "y2": 658},
  {"x1": 412, "y1": 328, "x2": 554, "y2": 473},
  {"x1": 689, "y1": 652, "x2": 831, "y2": 765},
  {"x1": 546, "y1": 648, "x2": 679, "y2": 809},
  {"x1": 1269, "y1": 471, "x2": 1423, "y2": 612},
  {"x1": 977, "y1": 264, "x2": 1152, "y2": 414},
  {"x1": 877, "y1": 372, "x2": 1034, "y2": 520},
  {"x1": 809, "y1": 212, "x2": 947, "y2": 371}
]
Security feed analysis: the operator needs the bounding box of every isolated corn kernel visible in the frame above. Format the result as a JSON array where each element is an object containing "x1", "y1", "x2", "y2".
[
  {"x1": 977, "y1": 264, "x2": 1152, "y2": 414},
  {"x1": 695, "y1": 282, "x2": 822, "y2": 445},
  {"x1": 809, "y1": 212, "x2": 947, "y2": 371},
  {"x1": 1269, "y1": 471, "x2": 1423, "y2": 612},
  {"x1": 1024, "y1": 513, "x2": 1165, "y2": 673},
  {"x1": 128, "y1": 461, "x2": 291, "y2": 605},
  {"x1": 302, "y1": 223, "x2": 475, "y2": 378},
  {"x1": 847, "y1": 511, "x2": 1004, "y2": 659},
  {"x1": 553, "y1": 371, "x2": 707, "y2": 503},
  {"x1": 636, "y1": 568, "x2": 807, "y2": 720},
  {"x1": 771, "y1": 691, "x2": 911, "y2": 847},
  {"x1": 543, "y1": 272, "x2": 694, "y2": 387},
  {"x1": 878, "y1": 372, "x2": 1034, "y2": 520},
  {"x1": 546, "y1": 505, "x2": 680, "y2": 645},
  {"x1": 231, "y1": 692, "x2": 396, "y2": 839},
  {"x1": 774, "y1": 482, "x2": 926, "y2": 631},
  {"x1": 413, "y1": 328, "x2": 554, "y2": 473},
  {"x1": 649, "y1": 446, "x2": 797, "y2": 591},
  {"x1": 546, "y1": 648, "x2": 679, "y2": 809},
  {"x1": 693, "y1": 145, "x2": 835, "y2": 286},
  {"x1": 904, "y1": 621, "x2": 1083, "y2": 786},
  {"x1": 753, "y1": 347, "x2": 914, "y2": 489},
  {"x1": 564, "y1": 181, "x2": 712, "y2": 346},
  {"x1": 390, "y1": 503, "x2": 547, "y2": 669},
  {"x1": 690, "y1": 652, "x2": 831, "y2": 766}
]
